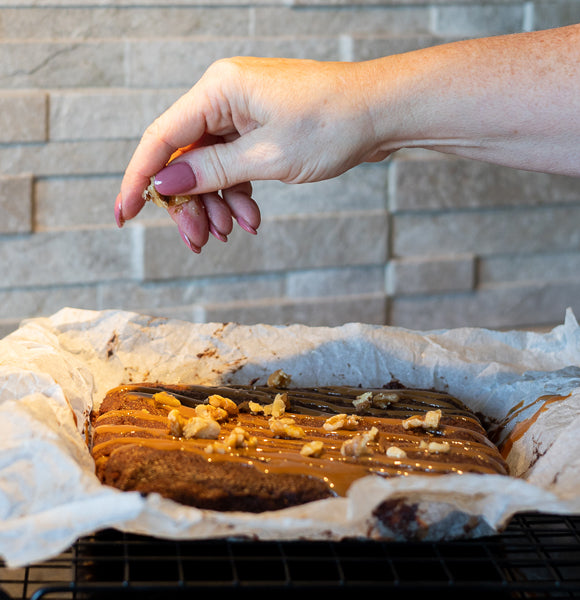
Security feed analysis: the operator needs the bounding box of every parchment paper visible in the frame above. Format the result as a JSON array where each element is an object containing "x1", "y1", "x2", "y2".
[{"x1": 1, "y1": 307, "x2": 579, "y2": 568}]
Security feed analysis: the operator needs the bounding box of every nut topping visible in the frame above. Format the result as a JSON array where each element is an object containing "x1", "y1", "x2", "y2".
[
  {"x1": 167, "y1": 408, "x2": 188, "y2": 437},
  {"x1": 168, "y1": 408, "x2": 220, "y2": 439},
  {"x1": 195, "y1": 403, "x2": 228, "y2": 422},
  {"x1": 340, "y1": 427, "x2": 379, "y2": 457},
  {"x1": 208, "y1": 394, "x2": 239, "y2": 417},
  {"x1": 300, "y1": 440, "x2": 324, "y2": 458},
  {"x1": 248, "y1": 393, "x2": 288, "y2": 417},
  {"x1": 269, "y1": 416, "x2": 305, "y2": 439},
  {"x1": 371, "y1": 392, "x2": 400, "y2": 408},
  {"x1": 267, "y1": 369, "x2": 292, "y2": 388},
  {"x1": 323, "y1": 413, "x2": 361, "y2": 431},
  {"x1": 386, "y1": 446, "x2": 407, "y2": 459},
  {"x1": 224, "y1": 426, "x2": 258, "y2": 449},
  {"x1": 402, "y1": 408, "x2": 442, "y2": 430},
  {"x1": 183, "y1": 416, "x2": 221, "y2": 440},
  {"x1": 420, "y1": 440, "x2": 451, "y2": 453}
]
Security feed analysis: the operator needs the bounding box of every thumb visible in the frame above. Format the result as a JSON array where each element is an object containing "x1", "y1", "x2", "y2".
[{"x1": 155, "y1": 131, "x2": 284, "y2": 196}]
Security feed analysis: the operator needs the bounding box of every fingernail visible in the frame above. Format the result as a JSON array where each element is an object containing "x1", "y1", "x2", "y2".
[
  {"x1": 180, "y1": 229, "x2": 201, "y2": 254},
  {"x1": 237, "y1": 217, "x2": 257, "y2": 235},
  {"x1": 114, "y1": 196, "x2": 125, "y2": 228},
  {"x1": 209, "y1": 223, "x2": 228, "y2": 243},
  {"x1": 155, "y1": 162, "x2": 196, "y2": 195}
]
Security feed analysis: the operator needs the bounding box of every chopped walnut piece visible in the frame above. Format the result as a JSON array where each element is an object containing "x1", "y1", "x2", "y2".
[
  {"x1": 323, "y1": 413, "x2": 361, "y2": 432},
  {"x1": 386, "y1": 446, "x2": 407, "y2": 459},
  {"x1": 143, "y1": 176, "x2": 192, "y2": 209},
  {"x1": 195, "y1": 403, "x2": 228, "y2": 422},
  {"x1": 267, "y1": 369, "x2": 292, "y2": 388},
  {"x1": 204, "y1": 441, "x2": 228, "y2": 454},
  {"x1": 402, "y1": 409, "x2": 442, "y2": 430},
  {"x1": 372, "y1": 392, "x2": 400, "y2": 409},
  {"x1": 402, "y1": 415, "x2": 424, "y2": 429},
  {"x1": 248, "y1": 393, "x2": 287, "y2": 417},
  {"x1": 300, "y1": 440, "x2": 324, "y2": 458},
  {"x1": 340, "y1": 427, "x2": 379, "y2": 457},
  {"x1": 225, "y1": 426, "x2": 258, "y2": 449},
  {"x1": 423, "y1": 409, "x2": 442, "y2": 429},
  {"x1": 270, "y1": 393, "x2": 288, "y2": 417},
  {"x1": 269, "y1": 417, "x2": 305, "y2": 439},
  {"x1": 420, "y1": 440, "x2": 451, "y2": 454},
  {"x1": 208, "y1": 394, "x2": 239, "y2": 417},
  {"x1": 182, "y1": 416, "x2": 221, "y2": 440},
  {"x1": 167, "y1": 408, "x2": 188, "y2": 437},
  {"x1": 153, "y1": 391, "x2": 181, "y2": 408},
  {"x1": 248, "y1": 401, "x2": 265, "y2": 414},
  {"x1": 353, "y1": 392, "x2": 372, "y2": 412}
]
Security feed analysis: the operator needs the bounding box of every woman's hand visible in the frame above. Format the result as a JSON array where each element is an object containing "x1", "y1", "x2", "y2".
[{"x1": 115, "y1": 57, "x2": 389, "y2": 251}]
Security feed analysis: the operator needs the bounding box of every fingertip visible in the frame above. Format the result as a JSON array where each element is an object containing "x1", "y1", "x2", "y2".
[
  {"x1": 236, "y1": 216, "x2": 258, "y2": 235},
  {"x1": 209, "y1": 222, "x2": 228, "y2": 242},
  {"x1": 179, "y1": 229, "x2": 202, "y2": 253},
  {"x1": 169, "y1": 197, "x2": 210, "y2": 252},
  {"x1": 114, "y1": 193, "x2": 125, "y2": 228}
]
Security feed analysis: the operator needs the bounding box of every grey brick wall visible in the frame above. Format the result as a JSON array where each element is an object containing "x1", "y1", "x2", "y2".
[{"x1": 0, "y1": 0, "x2": 578, "y2": 336}]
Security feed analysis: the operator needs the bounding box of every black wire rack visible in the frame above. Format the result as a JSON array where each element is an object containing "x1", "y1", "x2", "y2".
[{"x1": 1, "y1": 512, "x2": 579, "y2": 600}]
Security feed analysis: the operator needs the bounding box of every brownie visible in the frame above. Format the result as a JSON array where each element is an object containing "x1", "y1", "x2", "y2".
[{"x1": 90, "y1": 382, "x2": 508, "y2": 513}]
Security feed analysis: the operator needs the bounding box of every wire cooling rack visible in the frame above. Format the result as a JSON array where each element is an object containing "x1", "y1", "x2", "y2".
[{"x1": 1, "y1": 512, "x2": 579, "y2": 599}]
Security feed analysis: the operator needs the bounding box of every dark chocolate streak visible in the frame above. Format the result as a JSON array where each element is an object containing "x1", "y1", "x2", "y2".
[{"x1": 124, "y1": 383, "x2": 473, "y2": 419}]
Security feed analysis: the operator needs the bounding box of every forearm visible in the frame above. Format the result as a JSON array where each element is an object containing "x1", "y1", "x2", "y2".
[{"x1": 362, "y1": 24, "x2": 580, "y2": 176}]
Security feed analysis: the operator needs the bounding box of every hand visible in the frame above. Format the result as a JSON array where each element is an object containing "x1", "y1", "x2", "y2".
[{"x1": 115, "y1": 57, "x2": 390, "y2": 252}]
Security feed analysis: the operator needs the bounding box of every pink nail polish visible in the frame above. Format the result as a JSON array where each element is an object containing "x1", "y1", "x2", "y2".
[
  {"x1": 114, "y1": 199, "x2": 125, "y2": 228},
  {"x1": 209, "y1": 223, "x2": 228, "y2": 242},
  {"x1": 237, "y1": 217, "x2": 257, "y2": 235},
  {"x1": 155, "y1": 162, "x2": 196, "y2": 195},
  {"x1": 180, "y1": 229, "x2": 201, "y2": 253}
]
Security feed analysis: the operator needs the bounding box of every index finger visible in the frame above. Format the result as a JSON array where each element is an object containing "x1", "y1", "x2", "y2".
[{"x1": 118, "y1": 94, "x2": 208, "y2": 221}]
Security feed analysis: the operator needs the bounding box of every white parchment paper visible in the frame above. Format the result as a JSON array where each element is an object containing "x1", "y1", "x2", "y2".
[{"x1": 1, "y1": 307, "x2": 579, "y2": 567}]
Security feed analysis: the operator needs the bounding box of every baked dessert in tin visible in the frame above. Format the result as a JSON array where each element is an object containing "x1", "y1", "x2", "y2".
[{"x1": 91, "y1": 377, "x2": 508, "y2": 513}]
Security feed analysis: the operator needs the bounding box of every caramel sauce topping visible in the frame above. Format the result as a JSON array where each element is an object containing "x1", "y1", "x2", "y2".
[{"x1": 91, "y1": 384, "x2": 508, "y2": 497}]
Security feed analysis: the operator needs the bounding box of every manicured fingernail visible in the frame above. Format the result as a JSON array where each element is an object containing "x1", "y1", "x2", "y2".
[
  {"x1": 209, "y1": 223, "x2": 228, "y2": 242},
  {"x1": 114, "y1": 196, "x2": 125, "y2": 228},
  {"x1": 237, "y1": 217, "x2": 257, "y2": 235},
  {"x1": 179, "y1": 229, "x2": 201, "y2": 253},
  {"x1": 154, "y1": 162, "x2": 196, "y2": 195}
]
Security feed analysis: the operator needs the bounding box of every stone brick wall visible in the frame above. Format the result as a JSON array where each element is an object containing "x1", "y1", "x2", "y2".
[{"x1": 0, "y1": 0, "x2": 578, "y2": 335}]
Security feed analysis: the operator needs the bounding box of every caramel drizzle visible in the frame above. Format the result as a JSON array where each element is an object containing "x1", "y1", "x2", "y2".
[
  {"x1": 92, "y1": 394, "x2": 507, "y2": 496},
  {"x1": 499, "y1": 393, "x2": 570, "y2": 458}
]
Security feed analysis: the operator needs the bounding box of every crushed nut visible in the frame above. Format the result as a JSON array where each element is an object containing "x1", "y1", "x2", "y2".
[
  {"x1": 323, "y1": 413, "x2": 361, "y2": 431},
  {"x1": 402, "y1": 415, "x2": 424, "y2": 429},
  {"x1": 386, "y1": 446, "x2": 407, "y2": 459},
  {"x1": 270, "y1": 393, "x2": 287, "y2": 417},
  {"x1": 204, "y1": 441, "x2": 228, "y2": 454},
  {"x1": 248, "y1": 400, "x2": 265, "y2": 414},
  {"x1": 167, "y1": 408, "x2": 188, "y2": 437},
  {"x1": 423, "y1": 409, "x2": 442, "y2": 429},
  {"x1": 224, "y1": 426, "x2": 258, "y2": 449},
  {"x1": 340, "y1": 427, "x2": 379, "y2": 457},
  {"x1": 402, "y1": 409, "x2": 442, "y2": 430},
  {"x1": 353, "y1": 392, "x2": 372, "y2": 411},
  {"x1": 195, "y1": 403, "x2": 229, "y2": 422},
  {"x1": 371, "y1": 392, "x2": 400, "y2": 409},
  {"x1": 143, "y1": 176, "x2": 192, "y2": 209},
  {"x1": 420, "y1": 440, "x2": 451, "y2": 454},
  {"x1": 300, "y1": 440, "x2": 324, "y2": 458},
  {"x1": 248, "y1": 393, "x2": 287, "y2": 417},
  {"x1": 269, "y1": 417, "x2": 305, "y2": 439},
  {"x1": 208, "y1": 394, "x2": 239, "y2": 417},
  {"x1": 182, "y1": 416, "x2": 221, "y2": 440},
  {"x1": 267, "y1": 369, "x2": 292, "y2": 388},
  {"x1": 154, "y1": 391, "x2": 181, "y2": 408}
]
